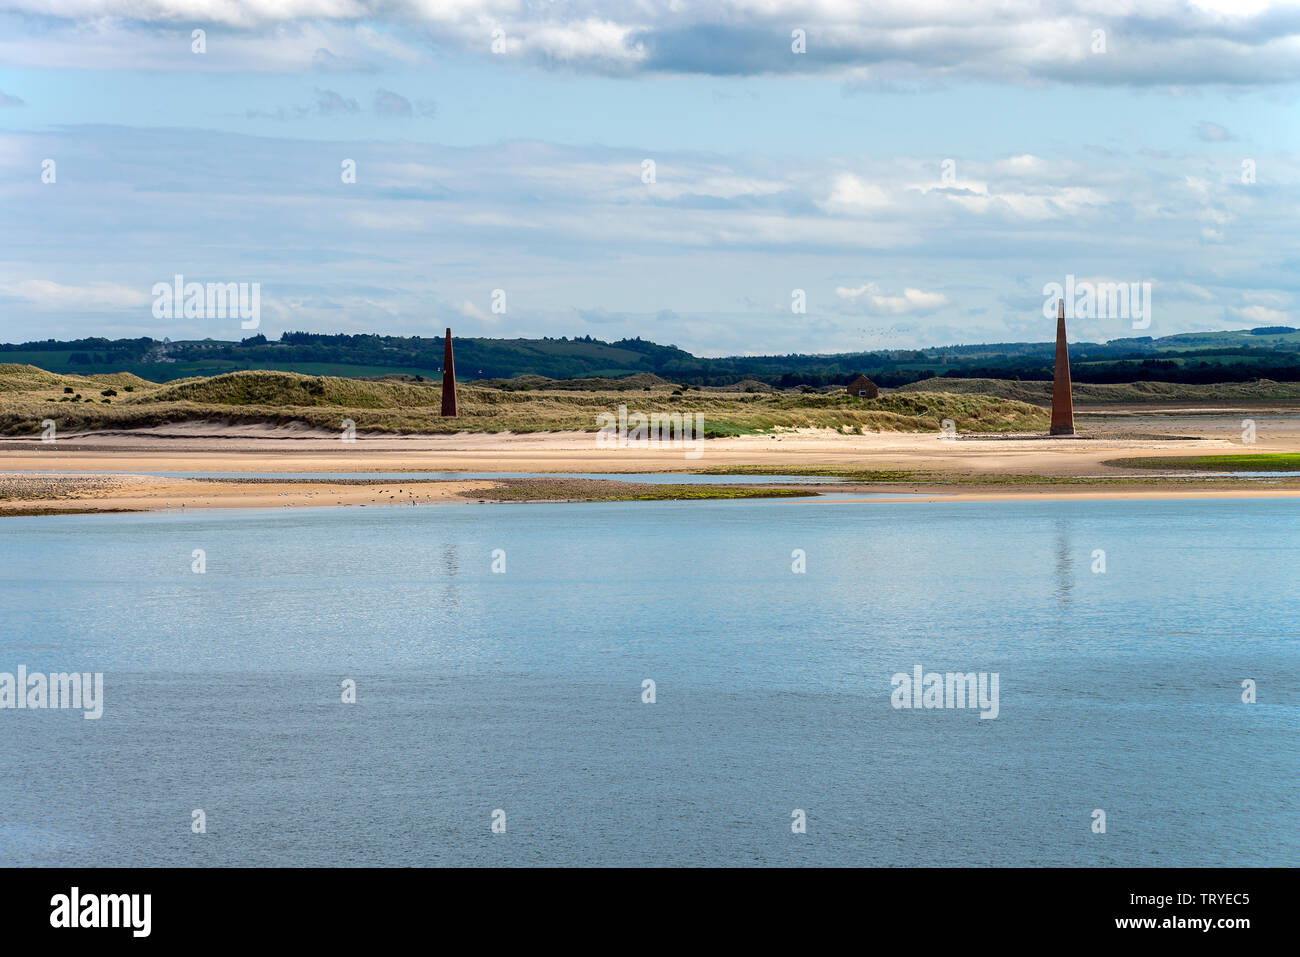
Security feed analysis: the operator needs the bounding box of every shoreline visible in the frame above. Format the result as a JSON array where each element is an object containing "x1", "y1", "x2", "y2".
[
  {"x1": 4, "y1": 420, "x2": 1299, "y2": 514},
  {"x1": 4, "y1": 471, "x2": 1300, "y2": 515},
  {"x1": 0, "y1": 423, "x2": 1273, "y2": 473}
]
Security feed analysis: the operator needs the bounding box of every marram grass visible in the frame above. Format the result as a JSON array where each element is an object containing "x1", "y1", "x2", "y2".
[{"x1": 0, "y1": 365, "x2": 1049, "y2": 436}]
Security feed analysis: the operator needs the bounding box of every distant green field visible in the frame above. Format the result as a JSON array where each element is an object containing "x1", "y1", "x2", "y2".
[
  {"x1": 1105, "y1": 453, "x2": 1300, "y2": 471},
  {"x1": 0, "y1": 351, "x2": 79, "y2": 367},
  {"x1": 1153, "y1": 330, "x2": 1300, "y2": 350},
  {"x1": 1075, "y1": 353, "x2": 1283, "y2": 369}
]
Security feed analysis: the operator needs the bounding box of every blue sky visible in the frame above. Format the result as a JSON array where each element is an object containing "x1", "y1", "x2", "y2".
[{"x1": 1, "y1": 2, "x2": 1298, "y2": 355}]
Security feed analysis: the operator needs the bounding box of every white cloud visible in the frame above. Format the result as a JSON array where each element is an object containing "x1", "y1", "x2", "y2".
[
  {"x1": 3, "y1": 127, "x2": 1298, "y2": 350},
  {"x1": 1232, "y1": 305, "x2": 1290, "y2": 324},
  {"x1": 0, "y1": 279, "x2": 151, "y2": 310},
  {"x1": 947, "y1": 185, "x2": 1109, "y2": 220},
  {"x1": 822, "y1": 174, "x2": 892, "y2": 213},
  {"x1": 522, "y1": 18, "x2": 647, "y2": 64},
  {"x1": 836, "y1": 283, "x2": 948, "y2": 314},
  {"x1": 456, "y1": 299, "x2": 500, "y2": 324},
  {"x1": 7, "y1": 1, "x2": 1300, "y2": 83},
  {"x1": 0, "y1": 16, "x2": 430, "y2": 72}
]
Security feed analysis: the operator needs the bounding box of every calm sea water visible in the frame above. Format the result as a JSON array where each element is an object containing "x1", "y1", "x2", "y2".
[{"x1": 1, "y1": 497, "x2": 1296, "y2": 866}]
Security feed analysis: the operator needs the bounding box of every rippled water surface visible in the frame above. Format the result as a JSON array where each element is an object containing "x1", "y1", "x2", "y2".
[{"x1": 1, "y1": 496, "x2": 1296, "y2": 866}]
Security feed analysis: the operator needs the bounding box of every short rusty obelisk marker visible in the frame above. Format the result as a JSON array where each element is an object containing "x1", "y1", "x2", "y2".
[
  {"x1": 1050, "y1": 298, "x2": 1074, "y2": 435},
  {"x1": 441, "y1": 327, "x2": 458, "y2": 417}
]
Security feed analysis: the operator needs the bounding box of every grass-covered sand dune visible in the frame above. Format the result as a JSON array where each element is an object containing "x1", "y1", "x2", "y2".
[
  {"x1": 0, "y1": 364, "x2": 153, "y2": 394},
  {"x1": 0, "y1": 365, "x2": 1049, "y2": 436},
  {"x1": 895, "y1": 376, "x2": 1300, "y2": 405}
]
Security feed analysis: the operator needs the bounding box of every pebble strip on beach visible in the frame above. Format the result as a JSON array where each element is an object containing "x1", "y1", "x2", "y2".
[{"x1": 0, "y1": 473, "x2": 164, "y2": 501}]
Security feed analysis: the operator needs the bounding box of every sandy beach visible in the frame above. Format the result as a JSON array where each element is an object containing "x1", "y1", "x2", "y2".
[
  {"x1": 2, "y1": 412, "x2": 1298, "y2": 514},
  {"x1": 0, "y1": 473, "x2": 502, "y2": 515},
  {"x1": 0, "y1": 412, "x2": 1288, "y2": 472}
]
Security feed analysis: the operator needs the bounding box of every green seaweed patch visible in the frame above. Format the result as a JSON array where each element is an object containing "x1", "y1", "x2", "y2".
[
  {"x1": 463, "y1": 477, "x2": 816, "y2": 502},
  {"x1": 696, "y1": 464, "x2": 926, "y2": 482},
  {"x1": 1104, "y1": 453, "x2": 1300, "y2": 472}
]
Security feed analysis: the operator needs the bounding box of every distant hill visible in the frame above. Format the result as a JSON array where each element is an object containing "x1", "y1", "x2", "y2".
[{"x1": 5, "y1": 325, "x2": 1300, "y2": 388}]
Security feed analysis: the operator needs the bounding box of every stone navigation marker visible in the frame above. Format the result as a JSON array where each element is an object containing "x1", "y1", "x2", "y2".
[
  {"x1": 1050, "y1": 298, "x2": 1075, "y2": 436},
  {"x1": 441, "y1": 327, "x2": 458, "y2": 417}
]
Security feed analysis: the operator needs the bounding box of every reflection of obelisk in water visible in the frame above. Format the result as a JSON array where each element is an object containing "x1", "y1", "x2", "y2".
[
  {"x1": 1050, "y1": 298, "x2": 1075, "y2": 435},
  {"x1": 441, "y1": 542, "x2": 461, "y2": 612},
  {"x1": 1053, "y1": 518, "x2": 1074, "y2": 611},
  {"x1": 441, "y1": 327, "x2": 458, "y2": 417}
]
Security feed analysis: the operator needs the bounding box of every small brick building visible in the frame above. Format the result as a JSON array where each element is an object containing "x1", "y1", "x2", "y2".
[{"x1": 845, "y1": 373, "x2": 878, "y2": 399}]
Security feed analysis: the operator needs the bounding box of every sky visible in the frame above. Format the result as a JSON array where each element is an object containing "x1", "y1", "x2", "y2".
[{"x1": 0, "y1": 1, "x2": 1297, "y2": 356}]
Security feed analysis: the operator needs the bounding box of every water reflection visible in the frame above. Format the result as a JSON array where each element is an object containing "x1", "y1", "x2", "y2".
[
  {"x1": 442, "y1": 542, "x2": 461, "y2": 611},
  {"x1": 1054, "y1": 518, "x2": 1074, "y2": 610}
]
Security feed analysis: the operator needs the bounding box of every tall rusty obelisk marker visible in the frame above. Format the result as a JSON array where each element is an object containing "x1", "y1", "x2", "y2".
[
  {"x1": 1050, "y1": 298, "x2": 1074, "y2": 435},
  {"x1": 441, "y1": 327, "x2": 458, "y2": 417}
]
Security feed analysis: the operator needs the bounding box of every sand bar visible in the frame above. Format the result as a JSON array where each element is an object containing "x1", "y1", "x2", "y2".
[{"x1": 3, "y1": 414, "x2": 1299, "y2": 513}]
